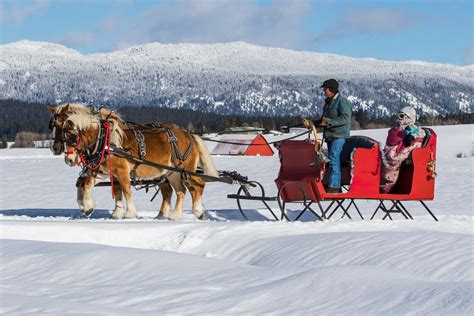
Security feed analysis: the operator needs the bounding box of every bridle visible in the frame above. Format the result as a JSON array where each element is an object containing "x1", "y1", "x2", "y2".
[
  {"x1": 47, "y1": 114, "x2": 68, "y2": 155},
  {"x1": 62, "y1": 128, "x2": 82, "y2": 155},
  {"x1": 63, "y1": 121, "x2": 109, "y2": 168}
]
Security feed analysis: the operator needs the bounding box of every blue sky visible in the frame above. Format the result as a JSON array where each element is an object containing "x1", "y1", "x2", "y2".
[{"x1": 0, "y1": 0, "x2": 472, "y2": 65}]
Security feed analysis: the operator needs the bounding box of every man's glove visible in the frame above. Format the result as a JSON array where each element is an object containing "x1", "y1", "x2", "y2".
[
  {"x1": 302, "y1": 118, "x2": 314, "y2": 129},
  {"x1": 317, "y1": 117, "x2": 329, "y2": 127}
]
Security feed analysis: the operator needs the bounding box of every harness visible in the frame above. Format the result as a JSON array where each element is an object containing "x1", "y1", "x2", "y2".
[
  {"x1": 125, "y1": 122, "x2": 147, "y2": 158},
  {"x1": 68, "y1": 121, "x2": 109, "y2": 174},
  {"x1": 123, "y1": 122, "x2": 195, "y2": 187},
  {"x1": 164, "y1": 127, "x2": 193, "y2": 168},
  {"x1": 124, "y1": 122, "x2": 192, "y2": 166},
  {"x1": 65, "y1": 120, "x2": 115, "y2": 197}
]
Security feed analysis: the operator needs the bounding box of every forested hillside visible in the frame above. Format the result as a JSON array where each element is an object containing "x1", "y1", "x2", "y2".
[{"x1": 1, "y1": 99, "x2": 472, "y2": 142}]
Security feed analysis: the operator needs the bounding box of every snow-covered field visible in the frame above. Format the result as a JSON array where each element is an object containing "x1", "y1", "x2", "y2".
[{"x1": 1, "y1": 125, "x2": 473, "y2": 315}]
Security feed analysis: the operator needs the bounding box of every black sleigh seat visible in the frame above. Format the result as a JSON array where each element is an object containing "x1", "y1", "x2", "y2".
[{"x1": 324, "y1": 135, "x2": 380, "y2": 186}]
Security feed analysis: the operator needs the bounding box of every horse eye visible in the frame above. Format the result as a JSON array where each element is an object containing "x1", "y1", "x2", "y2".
[
  {"x1": 63, "y1": 131, "x2": 78, "y2": 144},
  {"x1": 68, "y1": 134, "x2": 78, "y2": 144}
]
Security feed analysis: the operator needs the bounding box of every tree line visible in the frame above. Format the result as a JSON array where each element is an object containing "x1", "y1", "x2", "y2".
[{"x1": 0, "y1": 99, "x2": 472, "y2": 146}]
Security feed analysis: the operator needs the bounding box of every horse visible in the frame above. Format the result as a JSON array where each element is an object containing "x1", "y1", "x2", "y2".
[
  {"x1": 48, "y1": 103, "x2": 173, "y2": 218},
  {"x1": 48, "y1": 103, "x2": 112, "y2": 216},
  {"x1": 61, "y1": 111, "x2": 218, "y2": 220}
]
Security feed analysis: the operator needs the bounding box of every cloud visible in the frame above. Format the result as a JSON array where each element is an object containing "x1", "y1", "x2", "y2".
[
  {"x1": 464, "y1": 44, "x2": 474, "y2": 65},
  {"x1": 314, "y1": 7, "x2": 421, "y2": 43},
  {"x1": 345, "y1": 8, "x2": 418, "y2": 33},
  {"x1": 97, "y1": 14, "x2": 122, "y2": 32},
  {"x1": 103, "y1": 0, "x2": 313, "y2": 51},
  {"x1": 58, "y1": 32, "x2": 94, "y2": 47},
  {"x1": 0, "y1": 0, "x2": 49, "y2": 24}
]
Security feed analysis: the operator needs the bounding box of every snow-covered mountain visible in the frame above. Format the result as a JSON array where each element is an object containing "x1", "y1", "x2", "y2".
[{"x1": 1, "y1": 40, "x2": 472, "y2": 116}]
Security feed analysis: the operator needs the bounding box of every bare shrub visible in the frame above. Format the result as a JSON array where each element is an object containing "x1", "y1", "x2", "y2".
[{"x1": 13, "y1": 131, "x2": 41, "y2": 148}]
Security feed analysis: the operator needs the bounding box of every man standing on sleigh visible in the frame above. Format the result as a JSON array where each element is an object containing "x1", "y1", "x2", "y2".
[{"x1": 303, "y1": 79, "x2": 352, "y2": 194}]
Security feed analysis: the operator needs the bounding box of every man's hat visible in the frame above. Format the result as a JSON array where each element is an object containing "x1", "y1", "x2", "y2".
[{"x1": 321, "y1": 79, "x2": 339, "y2": 90}]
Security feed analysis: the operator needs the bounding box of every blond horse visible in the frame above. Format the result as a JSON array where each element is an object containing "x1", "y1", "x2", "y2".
[
  {"x1": 49, "y1": 103, "x2": 111, "y2": 216},
  {"x1": 48, "y1": 103, "x2": 173, "y2": 218},
  {"x1": 62, "y1": 111, "x2": 218, "y2": 220}
]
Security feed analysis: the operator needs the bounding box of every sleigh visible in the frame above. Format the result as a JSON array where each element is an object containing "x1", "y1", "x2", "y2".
[{"x1": 230, "y1": 128, "x2": 438, "y2": 221}]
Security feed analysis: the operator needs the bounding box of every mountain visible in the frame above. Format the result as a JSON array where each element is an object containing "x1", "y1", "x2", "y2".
[{"x1": 0, "y1": 40, "x2": 472, "y2": 117}]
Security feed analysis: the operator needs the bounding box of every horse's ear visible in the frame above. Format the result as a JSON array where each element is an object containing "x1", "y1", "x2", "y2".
[
  {"x1": 64, "y1": 104, "x2": 73, "y2": 114},
  {"x1": 47, "y1": 106, "x2": 56, "y2": 114},
  {"x1": 99, "y1": 108, "x2": 116, "y2": 120},
  {"x1": 99, "y1": 108, "x2": 108, "y2": 117}
]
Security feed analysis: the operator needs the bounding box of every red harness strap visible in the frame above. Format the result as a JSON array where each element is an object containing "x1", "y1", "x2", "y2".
[
  {"x1": 105, "y1": 123, "x2": 115, "y2": 199},
  {"x1": 77, "y1": 121, "x2": 115, "y2": 199}
]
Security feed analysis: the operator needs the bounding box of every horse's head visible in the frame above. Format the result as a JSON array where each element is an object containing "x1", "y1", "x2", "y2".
[
  {"x1": 48, "y1": 103, "x2": 91, "y2": 155},
  {"x1": 62, "y1": 114, "x2": 100, "y2": 167},
  {"x1": 62, "y1": 119, "x2": 82, "y2": 167},
  {"x1": 48, "y1": 105, "x2": 68, "y2": 155}
]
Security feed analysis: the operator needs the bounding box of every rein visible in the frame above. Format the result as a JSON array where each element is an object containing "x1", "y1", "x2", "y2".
[{"x1": 201, "y1": 129, "x2": 310, "y2": 145}]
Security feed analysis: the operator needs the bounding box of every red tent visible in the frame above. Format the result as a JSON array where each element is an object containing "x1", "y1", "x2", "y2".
[{"x1": 211, "y1": 134, "x2": 274, "y2": 156}]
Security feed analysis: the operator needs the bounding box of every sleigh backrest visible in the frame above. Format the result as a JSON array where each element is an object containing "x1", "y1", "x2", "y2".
[
  {"x1": 275, "y1": 140, "x2": 322, "y2": 202},
  {"x1": 276, "y1": 140, "x2": 321, "y2": 180},
  {"x1": 322, "y1": 136, "x2": 380, "y2": 187},
  {"x1": 390, "y1": 128, "x2": 436, "y2": 198}
]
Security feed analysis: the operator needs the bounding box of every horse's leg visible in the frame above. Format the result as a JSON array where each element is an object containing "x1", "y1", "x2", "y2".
[
  {"x1": 111, "y1": 180, "x2": 125, "y2": 219},
  {"x1": 76, "y1": 177, "x2": 86, "y2": 212},
  {"x1": 167, "y1": 174, "x2": 186, "y2": 221},
  {"x1": 122, "y1": 178, "x2": 138, "y2": 220},
  {"x1": 112, "y1": 161, "x2": 137, "y2": 219},
  {"x1": 186, "y1": 176, "x2": 207, "y2": 220},
  {"x1": 155, "y1": 181, "x2": 173, "y2": 220},
  {"x1": 77, "y1": 176, "x2": 97, "y2": 217}
]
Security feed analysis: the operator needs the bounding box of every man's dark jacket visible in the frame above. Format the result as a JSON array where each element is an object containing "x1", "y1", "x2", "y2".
[{"x1": 322, "y1": 93, "x2": 352, "y2": 140}]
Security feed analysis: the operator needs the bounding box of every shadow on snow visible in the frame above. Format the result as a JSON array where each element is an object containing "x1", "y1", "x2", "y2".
[
  {"x1": 0, "y1": 208, "x2": 323, "y2": 222},
  {"x1": 0, "y1": 208, "x2": 112, "y2": 219}
]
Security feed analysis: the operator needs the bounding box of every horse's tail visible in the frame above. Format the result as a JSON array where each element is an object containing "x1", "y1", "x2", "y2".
[{"x1": 192, "y1": 135, "x2": 219, "y2": 177}]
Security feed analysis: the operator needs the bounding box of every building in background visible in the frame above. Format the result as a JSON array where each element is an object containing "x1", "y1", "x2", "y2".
[{"x1": 211, "y1": 134, "x2": 273, "y2": 156}]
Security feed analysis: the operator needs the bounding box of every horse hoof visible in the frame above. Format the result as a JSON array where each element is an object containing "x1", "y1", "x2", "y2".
[
  {"x1": 81, "y1": 209, "x2": 94, "y2": 217},
  {"x1": 167, "y1": 214, "x2": 180, "y2": 221},
  {"x1": 124, "y1": 213, "x2": 137, "y2": 219},
  {"x1": 155, "y1": 214, "x2": 167, "y2": 220},
  {"x1": 198, "y1": 212, "x2": 208, "y2": 221},
  {"x1": 111, "y1": 212, "x2": 123, "y2": 220}
]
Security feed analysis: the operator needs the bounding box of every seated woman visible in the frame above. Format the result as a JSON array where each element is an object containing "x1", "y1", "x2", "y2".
[{"x1": 380, "y1": 106, "x2": 426, "y2": 193}]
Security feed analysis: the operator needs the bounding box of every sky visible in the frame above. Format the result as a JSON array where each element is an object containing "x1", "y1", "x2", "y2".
[{"x1": 0, "y1": 0, "x2": 472, "y2": 65}]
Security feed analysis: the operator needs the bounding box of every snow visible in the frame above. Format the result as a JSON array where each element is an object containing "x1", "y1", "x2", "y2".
[{"x1": 0, "y1": 125, "x2": 473, "y2": 314}]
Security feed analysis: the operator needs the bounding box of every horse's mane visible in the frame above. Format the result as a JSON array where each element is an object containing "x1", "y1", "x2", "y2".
[
  {"x1": 98, "y1": 107, "x2": 123, "y2": 123},
  {"x1": 55, "y1": 103, "x2": 123, "y2": 122},
  {"x1": 66, "y1": 113, "x2": 125, "y2": 148},
  {"x1": 54, "y1": 103, "x2": 90, "y2": 115}
]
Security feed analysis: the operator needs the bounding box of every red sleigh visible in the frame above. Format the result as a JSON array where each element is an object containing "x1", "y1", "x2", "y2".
[{"x1": 274, "y1": 128, "x2": 438, "y2": 221}]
